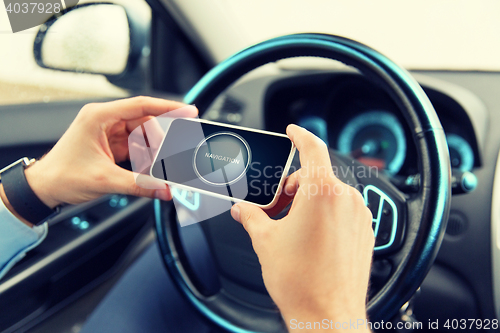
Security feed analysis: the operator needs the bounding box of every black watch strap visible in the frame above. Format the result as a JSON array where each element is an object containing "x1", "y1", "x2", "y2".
[{"x1": 1, "y1": 161, "x2": 57, "y2": 225}]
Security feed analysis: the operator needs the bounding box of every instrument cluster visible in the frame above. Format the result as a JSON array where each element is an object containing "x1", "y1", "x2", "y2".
[{"x1": 265, "y1": 73, "x2": 479, "y2": 176}]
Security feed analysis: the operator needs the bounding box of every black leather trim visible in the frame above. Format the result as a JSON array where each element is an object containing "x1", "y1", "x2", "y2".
[{"x1": 1, "y1": 162, "x2": 56, "y2": 225}]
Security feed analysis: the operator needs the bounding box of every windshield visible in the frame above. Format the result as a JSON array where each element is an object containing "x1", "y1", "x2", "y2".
[{"x1": 171, "y1": 0, "x2": 500, "y2": 71}]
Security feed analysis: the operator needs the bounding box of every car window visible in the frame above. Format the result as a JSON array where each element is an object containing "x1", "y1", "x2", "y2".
[{"x1": 0, "y1": 0, "x2": 150, "y2": 106}]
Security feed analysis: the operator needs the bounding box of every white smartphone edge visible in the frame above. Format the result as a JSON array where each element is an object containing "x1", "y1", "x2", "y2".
[{"x1": 149, "y1": 117, "x2": 296, "y2": 209}]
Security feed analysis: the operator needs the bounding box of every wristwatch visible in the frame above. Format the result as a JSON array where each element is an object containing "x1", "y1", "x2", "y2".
[{"x1": 0, "y1": 157, "x2": 59, "y2": 225}]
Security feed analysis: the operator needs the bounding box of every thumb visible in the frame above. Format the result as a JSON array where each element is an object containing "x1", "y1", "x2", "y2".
[
  {"x1": 110, "y1": 167, "x2": 172, "y2": 201},
  {"x1": 231, "y1": 202, "x2": 272, "y2": 237}
]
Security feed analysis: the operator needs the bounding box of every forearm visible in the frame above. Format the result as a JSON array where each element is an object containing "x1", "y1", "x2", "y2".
[{"x1": 0, "y1": 183, "x2": 49, "y2": 280}]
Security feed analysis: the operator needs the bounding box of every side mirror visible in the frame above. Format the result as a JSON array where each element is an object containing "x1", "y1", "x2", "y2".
[{"x1": 33, "y1": 3, "x2": 149, "y2": 90}]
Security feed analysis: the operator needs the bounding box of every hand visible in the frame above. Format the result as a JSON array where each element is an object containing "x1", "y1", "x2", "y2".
[
  {"x1": 231, "y1": 124, "x2": 375, "y2": 330},
  {"x1": 22, "y1": 96, "x2": 196, "y2": 210}
]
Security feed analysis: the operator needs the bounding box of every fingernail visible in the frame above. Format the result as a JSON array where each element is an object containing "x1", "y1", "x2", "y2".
[
  {"x1": 136, "y1": 174, "x2": 167, "y2": 190},
  {"x1": 231, "y1": 204, "x2": 241, "y2": 222},
  {"x1": 154, "y1": 189, "x2": 171, "y2": 201}
]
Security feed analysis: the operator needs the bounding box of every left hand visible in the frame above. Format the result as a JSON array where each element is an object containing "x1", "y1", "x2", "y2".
[{"x1": 24, "y1": 96, "x2": 197, "y2": 209}]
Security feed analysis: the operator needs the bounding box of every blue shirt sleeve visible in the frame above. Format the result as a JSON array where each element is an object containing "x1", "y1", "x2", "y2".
[{"x1": 0, "y1": 198, "x2": 48, "y2": 280}]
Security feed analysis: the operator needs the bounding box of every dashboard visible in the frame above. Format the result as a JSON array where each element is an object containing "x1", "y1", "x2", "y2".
[{"x1": 264, "y1": 73, "x2": 481, "y2": 176}]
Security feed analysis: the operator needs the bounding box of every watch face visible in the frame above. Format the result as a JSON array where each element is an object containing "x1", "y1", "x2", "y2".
[{"x1": 151, "y1": 118, "x2": 295, "y2": 206}]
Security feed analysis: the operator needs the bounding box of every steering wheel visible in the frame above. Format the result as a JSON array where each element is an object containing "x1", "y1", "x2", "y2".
[{"x1": 155, "y1": 33, "x2": 451, "y2": 332}]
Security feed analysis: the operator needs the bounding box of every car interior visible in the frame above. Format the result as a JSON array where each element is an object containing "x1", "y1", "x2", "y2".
[{"x1": 0, "y1": 1, "x2": 499, "y2": 332}]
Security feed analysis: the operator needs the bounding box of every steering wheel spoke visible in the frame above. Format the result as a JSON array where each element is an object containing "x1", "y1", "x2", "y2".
[
  {"x1": 361, "y1": 178, "x2": 407, "y2": 256},
  {"x1": 331, "y1": 151, "x2": 408, "y2": 255}
]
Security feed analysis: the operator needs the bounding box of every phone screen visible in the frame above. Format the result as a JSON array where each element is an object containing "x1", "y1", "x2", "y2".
[{"x1": 150, "y1": 118, "x2": 295, "y2": 207}]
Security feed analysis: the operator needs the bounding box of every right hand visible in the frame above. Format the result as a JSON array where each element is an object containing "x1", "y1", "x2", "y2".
[{"x1": 231, "y1": 124, "x2": 375, "y2": 330}]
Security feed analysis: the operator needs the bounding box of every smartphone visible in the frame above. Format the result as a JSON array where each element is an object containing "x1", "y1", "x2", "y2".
[{"x1": 150, "y1": 118, "x2": 296, "y2": 208}]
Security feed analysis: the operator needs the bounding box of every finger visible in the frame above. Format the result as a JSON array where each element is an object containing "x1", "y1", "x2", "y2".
[
  {"x1": 124, "y1": 104, "x2": 198, "y2": 134},
  {"x1": 109, "y1": 167, "x2": 172, "y2": 200},
  {"x1": 263, "y1": 170, "x2": 300, "y2": 217},
  {"x1": 141, "y1": 115, "x2": 168, "y2": 152},
  {"x1": 158, "y1": 105, "x2": 199, "y2": 119},
  {"x1": 286, "y1": 124, "x2": 332, "y2": 169},
  {"x1": 283, "y1": 169, "x2": 300, "y2": 196},
  {"x1": 128, "y1": 126, "x2": 157, "y2": 174},
  {"x1": 128, "y1": 104, "x2": 198, "y2": 156},
  {"x1": 97, "y1": 96, "x2": 196, "y2": 121},
  {"x1": 125, "y1": 115, "x2": 155, "y2": 134},
  {"x1": 126, "y1": 116, "x2": 165, "y2": 162},
  {"x1": 231, "y1": 202, "x2": 272, "y2": 237}
]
